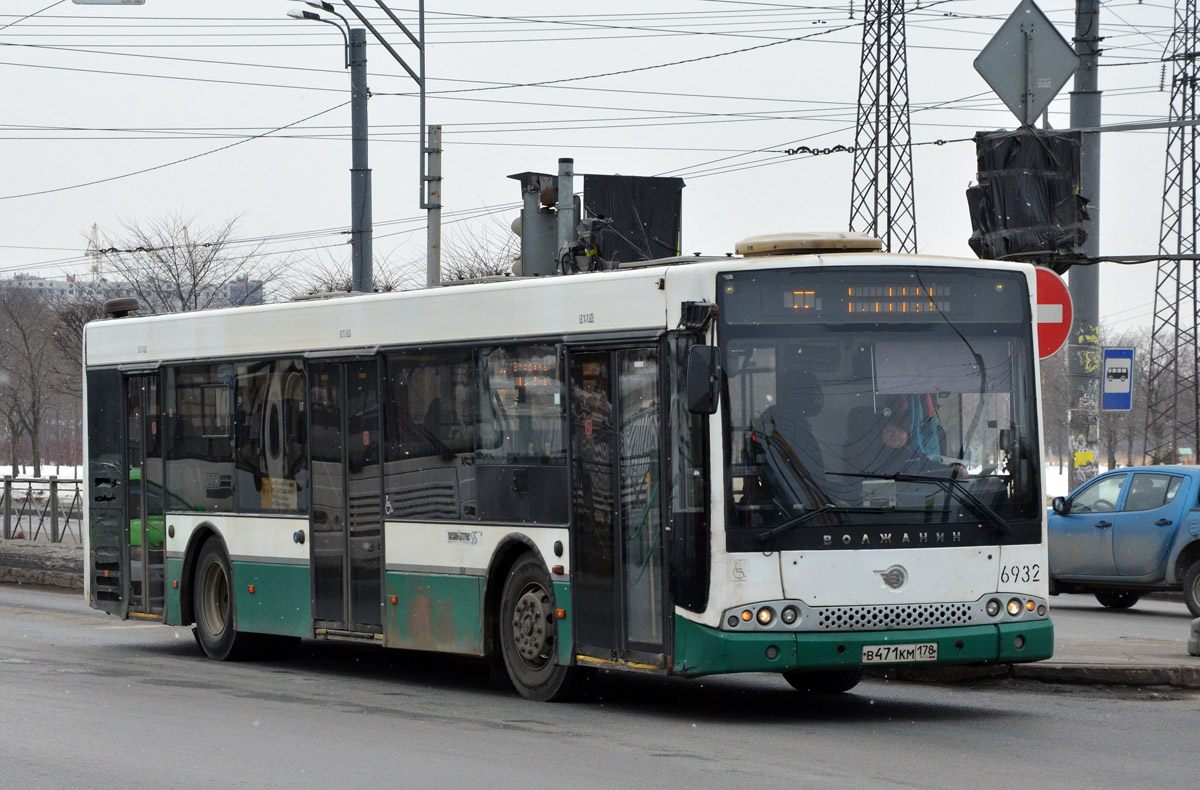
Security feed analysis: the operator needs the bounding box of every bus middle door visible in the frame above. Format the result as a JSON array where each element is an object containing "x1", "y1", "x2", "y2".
[{"x1": 308, "y1": 359, "x2": 383, "y2": 639}]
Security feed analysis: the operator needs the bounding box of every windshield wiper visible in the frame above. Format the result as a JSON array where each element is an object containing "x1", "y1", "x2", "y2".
[{"x1": 830, "y1": 471, "x2": 1012, "y2": 535}]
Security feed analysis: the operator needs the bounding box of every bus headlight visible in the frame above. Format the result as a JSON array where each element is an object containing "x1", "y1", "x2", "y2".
[
  {"x1": 986, "y1": 598, "x2": 1001, "y2": 617},
  {"x1": 756, "y1": 607, "x2": 775, "y2": 626},
  {"x1": 1007, "y1": 598, "x2": 1023, "y2": 616},
  {"x1": 781, "y1": 606, "x2": 799, "y2": 625}
]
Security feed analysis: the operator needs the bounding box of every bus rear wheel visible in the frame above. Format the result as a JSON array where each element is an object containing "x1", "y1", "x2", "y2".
[
  {"x1": 498, "y1": 554, "x2": 577, "y2": 702},
  {"x1": 192, "y1": 540, "x2": 257, "y2": 661},
  {"x1": 782, "y1": 668, "x2": 864, "y2": 694}
]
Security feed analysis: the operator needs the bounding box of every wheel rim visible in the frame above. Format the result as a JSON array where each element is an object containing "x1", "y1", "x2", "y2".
[
  {"x1": 1190, "y1": 573, "x2": 1200, "y2": 607},
  {"x1": 511, "y1": 582, "x2": 553, "y2": 669},
  {"x1": 199, "y1": 559, "x2": 229, "y2": 639}
]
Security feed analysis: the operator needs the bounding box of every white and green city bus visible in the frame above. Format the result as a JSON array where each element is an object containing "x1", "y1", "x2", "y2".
[{"x1": 83, "y1": 232, "x2": 1053, "y2": 700}]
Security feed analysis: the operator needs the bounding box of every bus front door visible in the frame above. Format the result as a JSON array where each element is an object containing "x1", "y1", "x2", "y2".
[
  {"x1": 569, "y1": 348, "x2": 668, "y2": 668},
  {"x1": 126, "y1": 373, "x2": 165, "y2": 618},
  {"x1": 309, "y1": 360, "x2": 383, "y2": 637}
]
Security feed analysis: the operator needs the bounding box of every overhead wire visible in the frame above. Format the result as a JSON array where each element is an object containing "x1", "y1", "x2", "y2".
[{"x1": 0, "y1": 100, "x2": 349, "y2": 201}]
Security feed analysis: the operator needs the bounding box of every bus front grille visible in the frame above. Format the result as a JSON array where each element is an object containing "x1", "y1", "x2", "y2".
[{"x1": 811, "y1": 602, "x2": 976, "y2": 631}]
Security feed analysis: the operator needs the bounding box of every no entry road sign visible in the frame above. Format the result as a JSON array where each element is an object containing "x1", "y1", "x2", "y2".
[{"x1": 1035, "y1": 267, "x2": 1072, "y2": 359}]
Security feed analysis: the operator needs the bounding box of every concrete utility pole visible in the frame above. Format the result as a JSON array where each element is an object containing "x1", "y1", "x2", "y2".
[
  {"x1": 1067, "y1": 0, "x2": 1102, "y2": 489},
  {"x1": 425, "y1": 125, "x2": 442, "y2": 288},
  {"x1": 349, "y1": 28, "x2": 373, "y2": 293}
]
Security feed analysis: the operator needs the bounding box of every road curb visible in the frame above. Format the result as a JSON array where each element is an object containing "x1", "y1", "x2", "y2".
[
  {"x1": 872, "y1": 661, "x2": 1200, "y2": 689},
  {"x1": 0, "y1": 566, "x2": 83, "y2": 592},
  {"x1": 1012, "y1": 662, "x2": 1200, "y2": 688},
  {"x1": 0, "y1": 542, "x2": 84, "y2": 592}
]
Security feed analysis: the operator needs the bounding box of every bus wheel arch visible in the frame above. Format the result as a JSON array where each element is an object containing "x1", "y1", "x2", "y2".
[
  {"x1": 178, "y1": 523, "x2": 223, "y2": 627},
  {"x1": 496, "y1": 550, "x2": 578, "y2": 701},
  {"x1": 190, "y1": 532, "x2": 257, "y2": 661},
  {"x1": 483, "y1": 534, "x2": 543, "y2": 659}
]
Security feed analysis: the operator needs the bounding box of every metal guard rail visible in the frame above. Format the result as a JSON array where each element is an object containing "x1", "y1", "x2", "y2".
[{"x1": 0, "y1": 476, "x2": 84, "y2": 544}]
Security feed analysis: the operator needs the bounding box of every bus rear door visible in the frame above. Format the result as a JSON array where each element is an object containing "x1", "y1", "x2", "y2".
[{"x1": 85, "y1": 370, "x2": 165, "y2": 619}]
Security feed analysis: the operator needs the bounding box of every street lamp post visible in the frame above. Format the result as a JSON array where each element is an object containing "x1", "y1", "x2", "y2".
[{"x1": 288, "y1": 6, "x2": 372, "y2": 292}]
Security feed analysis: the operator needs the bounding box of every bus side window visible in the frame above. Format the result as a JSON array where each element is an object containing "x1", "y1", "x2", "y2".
[
  {"x1": 476, "y1": 345, "x2": 568, "y2": 524},
  {"x1": 384, "y1": 349, "x2": 478, "y2": 520}
]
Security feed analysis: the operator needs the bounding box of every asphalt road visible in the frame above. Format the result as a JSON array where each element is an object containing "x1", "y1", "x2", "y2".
[
  {"x1": 1, "y1": 586, "x2": 1196, "y2": 790},
  {"x1": 1050, "y1": 592, "x2": 1195, "y2": 640}
]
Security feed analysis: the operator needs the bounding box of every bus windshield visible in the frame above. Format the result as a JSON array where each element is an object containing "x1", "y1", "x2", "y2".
[{"x1": 719, "y1": 265, "x2": 1042, "y2": 551}]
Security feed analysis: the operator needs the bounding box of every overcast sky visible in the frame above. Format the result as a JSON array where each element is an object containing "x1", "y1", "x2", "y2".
[{"x1": 0, "y1": 0, "x2": 1184, "y2": 330}]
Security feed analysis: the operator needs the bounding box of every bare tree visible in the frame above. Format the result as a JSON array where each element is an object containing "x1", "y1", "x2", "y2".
[
  {"x1": 290, "y1": 249, "x2": 420, "y2": 297},
  {"x1": 91, "y1": 212, "x2": 287, "y2": 314},
  {"x1": 0, "y1": 290, "x2": 63, "y2": 476},
  {"x1": 50, "y1": 292, "x2": 106, "y2": 400},
  {"x1": 440, "y1": 222, "x2": 519, "y2": 282},
  {"x1": 1038, "y1": 345, "x2": 1069, "y2": 471}
]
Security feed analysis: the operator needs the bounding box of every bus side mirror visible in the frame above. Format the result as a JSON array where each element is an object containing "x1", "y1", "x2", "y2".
[{"x1": 686, "y1": 345, "x2": 721, "y2": 415}]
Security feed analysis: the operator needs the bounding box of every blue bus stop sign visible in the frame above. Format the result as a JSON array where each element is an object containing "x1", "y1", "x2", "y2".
[{"x1": 1101, "y1": 348, "x2": 1134, "y2": 411}]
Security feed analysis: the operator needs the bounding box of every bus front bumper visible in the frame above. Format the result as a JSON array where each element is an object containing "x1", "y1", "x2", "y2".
[{"x1": 671, "y1": 615, "x2": 1054, "y2": 678}]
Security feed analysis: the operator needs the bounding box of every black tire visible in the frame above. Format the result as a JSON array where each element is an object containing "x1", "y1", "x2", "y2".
[
  {"x1": 1184, "y1": 561, "x2": 1200, "y2": 618},
  {"x1": 1094, "y1": 591, "x2": 1141, "y2": 610},
  {"x1": 192, "y1": 540, "x2": 257, "y2": 661},
  {"x1": 782, "y1": 667, "x2": 864, "y2": 694},
  {"x1": 498, "y1": 554, "x2": 577, "y2": 702},
  {"x1": 255, "y1": 635, "x2": 302, "y2": 661}
]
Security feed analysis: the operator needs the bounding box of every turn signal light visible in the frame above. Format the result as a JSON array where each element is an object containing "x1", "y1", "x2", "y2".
[
  {"x1": 1025, "y1": 599, "x2": 1036, "y2": 612},
  {"x1": 740, "y1": 609, "x2": 753, "y2": 622}
]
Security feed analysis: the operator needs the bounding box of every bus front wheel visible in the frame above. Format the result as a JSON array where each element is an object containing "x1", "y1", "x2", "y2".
[
  {"x1": 782, "y1": 667, "x2": 864, "y2": 694},
  {"x1": 192, "y1": 540, "x2": 256, "y2": 661},
  {"x1": 498, "y1": 554, "x2": 577, "y2": 702}
]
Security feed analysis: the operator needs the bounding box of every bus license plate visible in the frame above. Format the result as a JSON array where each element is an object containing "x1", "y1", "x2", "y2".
[{"x1": 862, "y1": 642, "x2": 938, "y2": 663}]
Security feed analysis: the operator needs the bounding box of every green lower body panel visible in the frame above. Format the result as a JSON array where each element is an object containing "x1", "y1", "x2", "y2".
[
  {"x1": 385, "y1": 572, "x2": 485, "y2": 655},
  {"x1": 165, "y1": 557, "x2": 184, "y2": 626},
  {"x1": 231, "y1": 562, "x2": 312, "y2": 638},
  {"x1": 553, "y1": 580, "x2": 572, "y2": 666},
  {"x1": 672, "y1": 615, "x2": 1054, "y2": 678}
]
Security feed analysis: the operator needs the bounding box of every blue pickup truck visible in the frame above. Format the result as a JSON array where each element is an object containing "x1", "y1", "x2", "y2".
[{"x1": 1048, "y1": 465, "x2": 1200, "y2": 616}]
